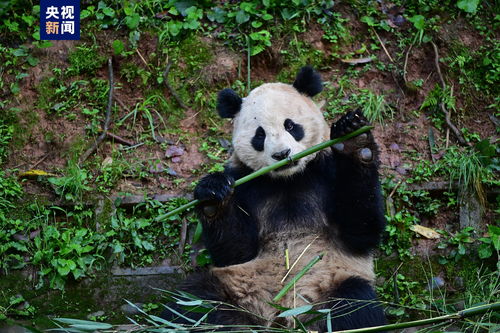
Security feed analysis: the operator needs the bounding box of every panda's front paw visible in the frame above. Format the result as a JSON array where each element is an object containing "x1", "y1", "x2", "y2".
[
  {"x1": 194, "y1": 173, "x2": 235, "y2": 217},
  {"x1": 331, "y1": 109, "x2": 376, "y2": 163}
]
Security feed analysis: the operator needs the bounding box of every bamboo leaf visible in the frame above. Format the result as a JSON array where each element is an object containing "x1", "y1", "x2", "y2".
[{"x1": 277, "y1": 305, "x2": 313, "y2": 317}]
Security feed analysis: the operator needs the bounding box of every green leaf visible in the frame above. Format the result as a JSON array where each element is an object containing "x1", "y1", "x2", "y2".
[
  {"x1": 193, "y1": 220, "x2": 203, "y2": 243},
  {"x1": 53, "y1": 318, "x2": 112, "y2": 330},
  {"x1": 457, "y1": 0, "x2": 480, "y2": 13},
  {"x1": 112, "y1": 40, "x2": 124, "y2": 55},
  {"x1": 488, "y1": 225, "x2": 500, "y2": 250},
  {"x1": 478, "y1": 243, "x2": 492, "y2": 259},
  {"x1": 278, "y1": 305, "x2": 313, "y2": 317},
  {"x1": 176, "y1": 299, "x2": 203, "y2": 306},
  {"x1": 125, "y1": 13, "x2": 140, "y2": 30},
  {"x1": 360, "y1": 16, "x2": 376, "y2": 27},
  {"x1": 235, "y1": 10, "x2": 250, "y2": 24},
  {"x1": 102, "y1": 7, "x2": 115, "y2": 17},
  {"x1": 252, "y1": 21, "x2": 263, "y2": 28},
  {"x1": 57, "y1": 265, "x2": 71, "y2": 276},
  {"x1": 167, "y1": 20, "x2": 182, "y2": 36},
  {"x1": 80, "y1": 9, "x2": 91, "y2": 19},
  {"x1": 409, "y1": 15, "x2": 425, "y2": 30}
]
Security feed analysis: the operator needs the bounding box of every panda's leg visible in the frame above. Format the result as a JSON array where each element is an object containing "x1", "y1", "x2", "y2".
[
  {"x1": 318, "y1": 277, "x2": 387, "y2": 333},
  {"x1": 329, "y1": 110, "x2": 386, "y2": 254},
  {"x1": 161, "y1": 270, "x2": 258, "y2": 328}
]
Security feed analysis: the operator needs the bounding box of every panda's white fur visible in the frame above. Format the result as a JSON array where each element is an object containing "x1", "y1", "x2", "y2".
[{"x1": 231, "y1": 83, "x2": 329, "y2": 177}]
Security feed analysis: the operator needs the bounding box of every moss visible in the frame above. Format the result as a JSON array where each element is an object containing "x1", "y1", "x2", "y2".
[
  {"x1": 1, "y1": 270, "x2": 182, "y2": 328},
  {"x1": 67, "y1": 45, "x2": 106, "y2": 76}
]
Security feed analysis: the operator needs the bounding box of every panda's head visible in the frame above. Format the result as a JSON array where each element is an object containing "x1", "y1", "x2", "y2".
[{"x1": 217, "y1": 66, "x2": 329, "y2": 177}]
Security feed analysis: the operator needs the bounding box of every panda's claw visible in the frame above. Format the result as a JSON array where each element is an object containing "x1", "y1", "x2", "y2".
[{"x1": 331, "y1": 110, "x2": 376, "y2": 163}]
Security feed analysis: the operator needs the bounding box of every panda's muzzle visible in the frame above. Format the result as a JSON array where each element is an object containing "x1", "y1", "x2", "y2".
[{"x1": 272, "y1": 149, "x2": 291, "y2": 161}]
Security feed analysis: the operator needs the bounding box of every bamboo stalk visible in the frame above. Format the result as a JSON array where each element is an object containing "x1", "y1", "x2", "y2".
[
  {"x1": 155, "y1": 125, "x2": 374, "y2": 222},
  {"x1": 333, "y1": 302, "x2": 500, "y2": 333}
]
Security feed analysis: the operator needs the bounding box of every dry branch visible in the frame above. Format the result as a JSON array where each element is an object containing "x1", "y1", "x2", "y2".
[
  {"x1": 79, "y1": 58, "x2": 114, "y2": 165},
  {"x1": 163, "y1": 61, "x2": 189, "y2": 110},
  {"x1": 105, "y1": 131, "x2": 135, "y2": 146},
  {"x1": 430, "y1": 42, "x2": 470, "y2": 147}
]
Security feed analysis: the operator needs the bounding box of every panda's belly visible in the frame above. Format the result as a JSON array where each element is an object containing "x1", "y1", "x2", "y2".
[{"x1": 211, "y1": 231, "x2": 374, "y2": 326}]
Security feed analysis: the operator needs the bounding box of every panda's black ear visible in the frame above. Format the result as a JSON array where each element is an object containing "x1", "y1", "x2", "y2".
[
  {"x1": 293, "y1": 66, "x2": 323, "y2": 97},
  {"x1": 217, "y1": 88, "x2": 242, "y2": 118}
]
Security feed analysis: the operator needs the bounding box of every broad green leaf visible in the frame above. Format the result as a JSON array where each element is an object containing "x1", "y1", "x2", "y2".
[
  {"x1": 457, "y1": 0, "x2": 480, "y2": 13},
  {"x1": 409, "y1": 15, "x2": 425, "y2": 30}
]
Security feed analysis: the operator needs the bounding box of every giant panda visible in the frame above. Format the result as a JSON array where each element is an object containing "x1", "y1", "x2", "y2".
[{"x1": 163, "y1": 66, "x2": 387, "y2": 332}]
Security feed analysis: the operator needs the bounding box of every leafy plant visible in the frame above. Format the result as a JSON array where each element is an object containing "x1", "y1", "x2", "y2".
[{"x1": 48, "y1": 162, "x2": 91, "y2": 202}]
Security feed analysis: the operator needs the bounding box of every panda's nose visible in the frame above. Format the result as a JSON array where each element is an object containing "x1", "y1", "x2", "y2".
[{"x1": 272, "y1": 149, "x2": 291, "y2": 161}]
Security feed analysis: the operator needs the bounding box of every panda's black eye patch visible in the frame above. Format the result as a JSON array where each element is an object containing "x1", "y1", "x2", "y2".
[
  {"x1": 284, "y1": 119, "x2": 304, "y2": 141},
  {"x1": 251, "y1": 126, "x2": 266, "y2": 151}
]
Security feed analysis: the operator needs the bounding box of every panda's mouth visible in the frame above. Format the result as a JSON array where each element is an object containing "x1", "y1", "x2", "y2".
[{"x1": 275, "y1": 160, "x2": 298, "y2": 171}]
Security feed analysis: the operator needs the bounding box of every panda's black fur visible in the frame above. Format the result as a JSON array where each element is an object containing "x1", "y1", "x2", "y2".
[{"x1": 162, "y1": 67, "x2": 387, "y2": 332}]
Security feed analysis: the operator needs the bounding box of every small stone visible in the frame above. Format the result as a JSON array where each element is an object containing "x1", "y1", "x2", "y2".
[
  {"x1": 165, "y1": 145, "x2": 184, "y2": 158},
  {"x1": 396, "y1": 166, "x2": 408, "y2": 175},
  {"x1": 102, "y1": 156, "x2": 113, "y2": 168},
  {"x1": 13, "y1": 233, "x2": 29, "y2": 241},
  {"x1": 120, "y1": 303, "x2": 144, "y2": 316},
  {"x1": 166, "y1": 168, "x2": 178, "y2": 176},
  {"x1": 87, "y1": 310, "x2": 105, "y2": 319},
  {"x1": 171, "y1": 157, "x2": 182, "y2": 163},
  {"x1": 149, "y1": 163, "x2": 164, "y2": 174},
  {"x1": 218, "y1": 138, "x2": 231, "y2": 149},
  {"x1": 454, "y1": 300, "x2": 465, "y2": 311},
  {"x1": 389, "y1": 143, "x2": 400, "y2": 151},
  {"x1": 427, "y1": 276, "x2": 445, "y2": 290},
  {"x1": 453, "y1": 277, "x2": 464, "y2": 289}
]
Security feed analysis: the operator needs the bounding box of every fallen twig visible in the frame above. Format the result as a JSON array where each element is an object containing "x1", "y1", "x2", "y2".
[
  {"x1": 372, "y1": 28, "x2": 394, "y2": 62},
  {"x1": 79, "y1": 58, "x2": 114, "y2": 165},
  {"x1": 403, "y1": 43, "x2": 413, "y2": 84},
  {"x1": 31, "y1": 153, "x2": 50, "y2": 169},
  {"x1": 163, "y1": 61, "x2": 189, "y2": 110},
  {"x1": 114, "y1": 95, "x2": 131, "y2": 112},
  {"x1": 105, "y1": 131, "x2": 135, "y2": 146},
  {"x1": 430, "y1": 42, "x2": 470, "y2": 147},
  {"x1": 135, "y1": 49, "x2": 149, "y2": 68}
]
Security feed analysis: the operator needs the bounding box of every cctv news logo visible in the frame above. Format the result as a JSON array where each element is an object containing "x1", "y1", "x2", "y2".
[{"x1": 40, "y1": 0, "x2": 80, "y2": 40}]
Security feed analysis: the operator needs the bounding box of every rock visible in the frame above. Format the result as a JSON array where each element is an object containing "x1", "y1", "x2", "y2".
[
  {"x1": 120, "y1": 302, "x2": 144, "y2": 316},
  {"x1": 166, "y1": 167, "x2": 178, "y2": 176},
  {"x1": 454, "y1": 300, "x2": 465, "y2": 311},
  {"x1": 389, "y1": 143, "x2": 400, "y2": 151},
  {"x1": 453, "y1": 277, "x2": 464, "y2": 289},
  {"x1": 87, "y1": 310, "x2": 105, "y2": 319},
  {"x1": 427, "y1": 276, "x2": 445, "y2": 290},
  {"x1": 171, "y1": 157, "x2": 182, "y2": 163},
  {"x1": 165, "y1": 145, "x2": 184, "y2": 158},
  {"x1": 13, "y1": 233, "x2": 29, "y2": 241},
  {"x1": 149, "y1": 163, "x2": 165, "y2": 174},
  {"x1": 218, "y1": 138, "x2": 231, "y2": 149},
  {"x1": 396, "y1": 166, "x2": 408, "y2": 175}
]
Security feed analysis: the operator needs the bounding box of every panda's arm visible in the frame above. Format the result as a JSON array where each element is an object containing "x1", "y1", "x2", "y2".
[
  {"x1": 328, "y1": 111, "x2": 386, "y2": 255},
  {"x1": 194, "y1": 169, "x2": 259, "y2": 267}
]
